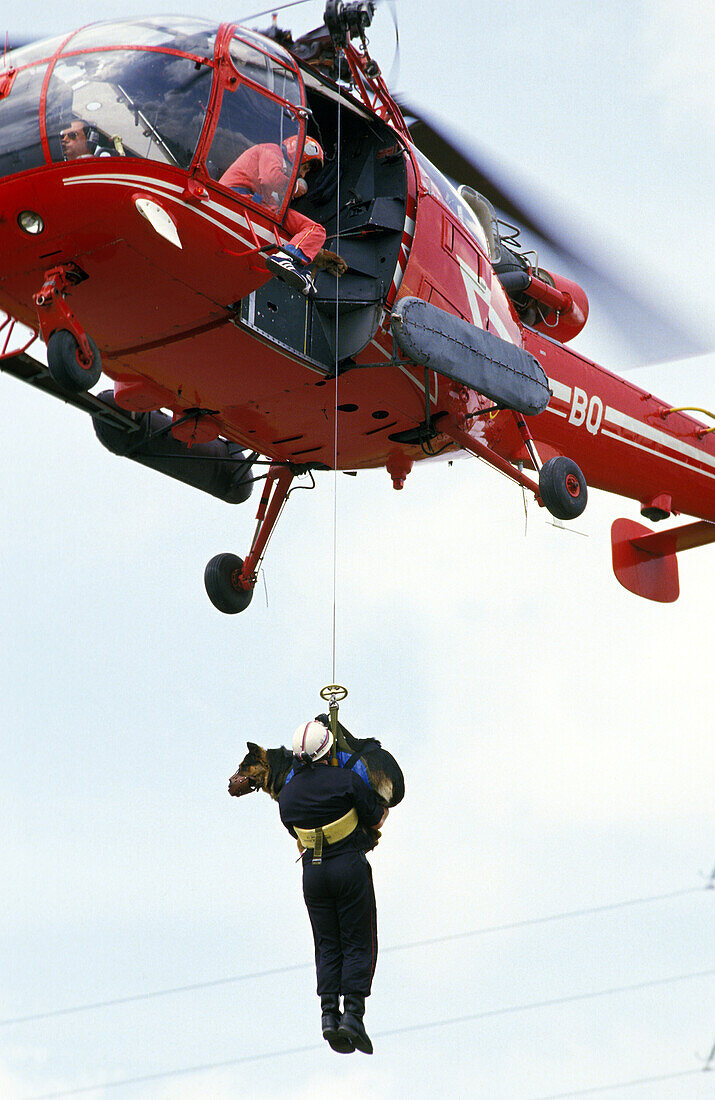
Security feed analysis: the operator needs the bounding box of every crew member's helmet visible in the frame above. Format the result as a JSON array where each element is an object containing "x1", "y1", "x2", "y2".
[
  {"x1": 292, "y1": 719, "x2": 333, "y2": 761},
  {"x1": 282, "y1": 134, "x2": 324, "y2": 171}
]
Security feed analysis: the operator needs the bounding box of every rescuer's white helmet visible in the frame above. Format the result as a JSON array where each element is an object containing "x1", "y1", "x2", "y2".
[{"x1": 292, "y1": 720, "x2": 333, "y2": 761}]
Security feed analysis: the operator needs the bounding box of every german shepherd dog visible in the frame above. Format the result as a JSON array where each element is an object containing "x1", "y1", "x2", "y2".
[{"x1": 229, "y1": 717, "x2": 404, "y2": 845}]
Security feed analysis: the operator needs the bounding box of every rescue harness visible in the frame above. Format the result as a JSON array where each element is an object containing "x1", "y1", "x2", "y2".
[{"x1": 294, "y1": 807, "x2": 358, "y2": 863}]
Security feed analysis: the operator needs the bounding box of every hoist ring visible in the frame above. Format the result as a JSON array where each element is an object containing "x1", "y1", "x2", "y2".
[{"x1": 320, "y1": 684, "x2": 348, "y2": 701}]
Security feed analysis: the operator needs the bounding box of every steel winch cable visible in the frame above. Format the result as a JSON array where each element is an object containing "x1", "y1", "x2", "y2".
[{"x1": 330, "y1": 60, "x2": 343, "y2": 684}]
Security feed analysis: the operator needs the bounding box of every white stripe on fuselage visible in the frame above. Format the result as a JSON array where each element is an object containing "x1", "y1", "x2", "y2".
[
  {"x1": 544, "y1": 375, "x2": 715, "y2": 477},
  {"x1": 63, "y1": 173, "x2": 277, "y2": 246},
  {"x1": 455, "y1": 256, "x2": 512, "y2": 342},
  {"x1": 604, "y1": 405, "x2": 715, "y2": 472}
]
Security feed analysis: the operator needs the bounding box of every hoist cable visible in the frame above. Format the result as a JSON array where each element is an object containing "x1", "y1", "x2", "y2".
[{"x1": 330, "y1": 62, "x2": 343, "y2": 685}]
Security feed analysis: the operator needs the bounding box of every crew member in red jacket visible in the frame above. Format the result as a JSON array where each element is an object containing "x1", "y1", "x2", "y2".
[{"x1": 220, "y1": 135, "x2": 326, "y2": 295}]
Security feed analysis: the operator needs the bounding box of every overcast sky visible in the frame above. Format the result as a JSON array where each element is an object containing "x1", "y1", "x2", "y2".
[{"x1": 1, "y1": 2, "x2": 713, "y2": 1099}]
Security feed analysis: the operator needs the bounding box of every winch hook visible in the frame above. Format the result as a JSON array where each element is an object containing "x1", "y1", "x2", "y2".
[{"x1": 320, "y1": 684, "x2": 348, "y2": 766}]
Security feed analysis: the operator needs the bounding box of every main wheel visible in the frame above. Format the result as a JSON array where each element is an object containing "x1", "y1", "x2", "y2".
[
  {"x1": 47, "y1": 329, "x2": 102, "y2": 392},
  {"x1": 539, "y1": 457, "x2": 588, "y2": 520},
  {"x1": 204, "y1": 553, "x2": 254, "y2": 614}
]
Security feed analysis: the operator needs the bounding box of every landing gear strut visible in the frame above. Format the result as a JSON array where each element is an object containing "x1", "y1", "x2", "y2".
[
  {"x1": 204, "y1": 465, "x2": 295, "y2": 614},
  {"x1": 34, "y1": 264, "x2": 101, "y2": 393},
  {"x1": 442, "y1": 411, "x2": 588, "y2": 521}
]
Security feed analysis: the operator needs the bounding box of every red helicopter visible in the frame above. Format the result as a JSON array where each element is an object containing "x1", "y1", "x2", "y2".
[{"x1": 1, "y1": 3, "x2": 713, "y2": 609}]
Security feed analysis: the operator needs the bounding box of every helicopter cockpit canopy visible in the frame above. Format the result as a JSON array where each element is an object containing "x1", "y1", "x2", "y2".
[{"x1": 0, "y1": 17, "x2": 306, "y2": 215}]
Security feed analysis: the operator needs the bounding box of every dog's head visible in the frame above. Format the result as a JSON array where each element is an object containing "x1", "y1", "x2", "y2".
[{"x1": 228, "y1": 742, "x2": 271, "y2": 797}]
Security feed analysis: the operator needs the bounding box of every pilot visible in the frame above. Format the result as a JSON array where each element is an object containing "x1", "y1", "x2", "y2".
[
  {"x1": 219, "y1": 135, "x2": 327, "y2": 296},
  {"x1": 278, "y1": 719, "x2": 388, "y2": 1055},
  {"x1": 60, "y1": 120, "x2": 112, "y2": 160}
]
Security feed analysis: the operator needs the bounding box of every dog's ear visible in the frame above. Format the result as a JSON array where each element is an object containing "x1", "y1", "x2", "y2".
[{"x1": 246, "y1": 741, "x2": 260, "y2": 754}]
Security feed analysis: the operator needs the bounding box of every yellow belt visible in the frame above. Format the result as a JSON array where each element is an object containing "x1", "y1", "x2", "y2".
[{"x1": 294, "y1": 808, "x2": 358, "y2": 863}]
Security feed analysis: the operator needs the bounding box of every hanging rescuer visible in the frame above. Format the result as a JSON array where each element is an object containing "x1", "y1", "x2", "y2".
[
  {"x1": 278, "y1": 719, "x2": 389, "y2": 1054},
  {"x1": 220, "y1": 135, "x2": 326, "y2": 296}
]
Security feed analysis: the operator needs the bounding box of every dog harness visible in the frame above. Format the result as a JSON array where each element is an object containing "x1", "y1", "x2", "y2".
[
  {"x1": 284, "y1": 750, "x2": 370, "y2": 788},
  {"x1": 294, "y1": 808, "x2": 358, "y2": 864}
]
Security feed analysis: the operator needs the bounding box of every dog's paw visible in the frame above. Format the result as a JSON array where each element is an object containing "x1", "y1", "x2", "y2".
[{"x1": 312, "y1": 248, "x2": 348, "y2": 276}]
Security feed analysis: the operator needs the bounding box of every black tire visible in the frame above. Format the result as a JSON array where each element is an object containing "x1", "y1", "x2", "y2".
[
  {"x1": 47, "y1": 329, "x2": 102, "y2": 392},
  {"x1": 539, "y1": 456, "x2": 588, "y2": 520},
  {"x1": 204, "y1": 553, "x2": 253, "y2": 614}
]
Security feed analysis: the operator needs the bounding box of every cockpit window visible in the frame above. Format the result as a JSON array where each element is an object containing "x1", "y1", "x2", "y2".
[
  {"x1": 208, "y1": 80, "x2": 300, "y2": 211},
  {"x1": 1, "y1": 37, "x2": 68, "y2": 69},
  {"x1": 204, "y1": 30, "x2": 302, "y2": 209},
  {"x1": 46, "y1": 50, "x2": 213, "y2": 168},
  {"x1": 0, "y1": 20, "x2": 306, "y2": 191},
  {"x1": 412, "y1": 148, "x2": 490, "y2": 255},
  {"x1": 228, "y1": 35, "x2": 301, "y2": 105},
  {"x1": 61, "y1": 18, "x2": 218, "y2": 57},
  {"x1": 0, "y1": 64, "x2": 48, "y2": 177},
  {"x1": 232, "y1": 26, "x2": 298, "y2": 66}
]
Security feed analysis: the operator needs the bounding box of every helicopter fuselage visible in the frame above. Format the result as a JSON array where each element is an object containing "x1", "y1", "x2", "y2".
[{"x1": 1, "y1": 15, "x2": 713, "y2": 604}]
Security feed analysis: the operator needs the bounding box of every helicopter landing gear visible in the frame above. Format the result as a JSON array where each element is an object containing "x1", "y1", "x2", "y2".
[
  {"x1": 204, "y1": 464, "x2": 295, "y2": 614},
  {"x1": 33, "y1": 264, "x2": 102, "y2": 393},
  {"x1": 46, "y1": 329, "x2": 102, "y2": 392},
  {"x1": 204, "y1": 554, "x2": 254, "y2": 614},
  {"x1": 441, "y1": 414, "x2": 588, "y2": 521},
  {"x1": 538, "y1": 456, "x2": 588, "y2": 520}
]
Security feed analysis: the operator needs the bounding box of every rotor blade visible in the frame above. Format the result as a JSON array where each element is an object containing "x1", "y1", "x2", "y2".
[
  {"x1": 402, "y1": 102, "x2": 709, "y2": 365},
  {"x1": 404, "y1": 106, "x2": 563, "y2": 252}
]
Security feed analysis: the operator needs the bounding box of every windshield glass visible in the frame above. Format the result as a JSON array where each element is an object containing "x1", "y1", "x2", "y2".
[
  {"x1": 413, "y1": 148, "x2": 490, "y2": 254},
  {"x1": 206, "y1": 31, "x2": 302, "y2": 208},
  {"x1": 0, "y1": 23, "x2": 305, "y2": 187},
  {"x1": 0, "y1": 64, "x2": 48, "y2": 178},
  {"x1": 45, "y1": 50, "x2": 213, "y2": 168},
  {"x1": 1, "y1": 37, "x2": 68, "y2": 68},
  {"x1": 209, "y1": 83, "x2": 300, "y2": 209},
  {"x1": 229, "y1": 33, "x2": 301, "y2": 103},
  {"x1": 63, "y1": 17, "x2": 217, "y2": 57}
]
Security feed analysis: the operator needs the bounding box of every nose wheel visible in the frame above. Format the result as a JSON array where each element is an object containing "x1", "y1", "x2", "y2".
[
  {"x1": 34, "y1": 265, "x2": 102, "y2": 393},
  {"x1": 538, "y1": 456, "x2": 588, "y2": 520},
  {"x1": 47, "y1": 329, "x2": 102, "y2": 393}
]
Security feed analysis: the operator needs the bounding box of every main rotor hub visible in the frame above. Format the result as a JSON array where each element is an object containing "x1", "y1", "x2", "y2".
[{"x1": 324, "y1": 1, "x2": 375, "y2": 49}]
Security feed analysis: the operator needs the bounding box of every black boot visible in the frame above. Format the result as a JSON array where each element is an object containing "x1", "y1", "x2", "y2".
[
  {"x1": 321, "y1": 994, "x2": 354, "y2": 1054},
  {"x1": 337, "y1": 993, "x2": 373, "y2": 1055}
]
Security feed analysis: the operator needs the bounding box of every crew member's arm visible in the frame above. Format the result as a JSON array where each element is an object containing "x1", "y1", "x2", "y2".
[
  {"x1": 256, "y1": 145, "x2": 292, "y2": 199},
  {"x1": 350, "y1": 772, "x2": 385, "y2": 830}
]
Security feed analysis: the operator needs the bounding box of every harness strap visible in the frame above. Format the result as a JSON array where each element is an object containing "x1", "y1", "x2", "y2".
[
  {"x1": 344, "y1": 738, "x2": 381, "y2": 773},
  {"x1": 294, "y1": 808, "x2": 358, "y2": 864}
]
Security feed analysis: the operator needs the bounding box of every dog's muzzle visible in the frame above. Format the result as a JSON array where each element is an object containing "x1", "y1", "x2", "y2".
[{"x1": 228, "y1": 773, "x2": 258, "y2": 797}]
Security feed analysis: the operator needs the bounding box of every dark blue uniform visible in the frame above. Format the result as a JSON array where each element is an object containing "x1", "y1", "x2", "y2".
[{"x1": 279, "y1": 761, "x2": 383, "y2": 996}]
